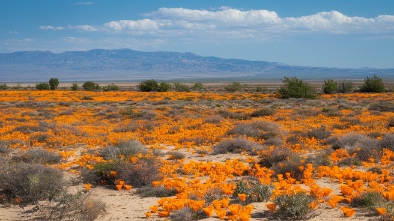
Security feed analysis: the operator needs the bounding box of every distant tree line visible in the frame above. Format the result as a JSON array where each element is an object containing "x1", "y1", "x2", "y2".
[{"x1": 0, "y1": 75, "x2": 390, "y2": 99}]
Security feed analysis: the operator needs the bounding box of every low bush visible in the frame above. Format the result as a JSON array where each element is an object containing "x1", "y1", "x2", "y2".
[
  {"x1": 232, "y1": 177, "x2": 273, "y2": 204},
  {"x1": 228, "y1": 120, "x2": 282, "y2": 140},
  {"x1": 225, "y1": 82, "x2": 242, "y2": 92},
  {"x1": 360, "y1": 74, "x2": 386, "y2": 93},
  {"x1": 211, "y1": 137, "x2": 263, "y2": 155},
  {"x1": 82, "y1": 81, "x2": 100, "y2": 91},
  {"x1": 0, "y1": 160, "x2": 63, "y2": 204},
  {"x1": 369, "y1": 101, "x2": 394, "y2": 112},
  {"x1": 36, "y1": 83, "x2": 50, "y2": 90},
  {"x1": 191, "y1": 82, "x2": 204, "y2": 91},
  {"x1": 304, "y1": 125, "x2": 331, "y2": 140},
  {"x1": 250, "y1": 108, "x2": 275, "y2": 117},
  {"x1": 379, "y1": 133, "x2": 394, "y2": 151},
  {"x1": 116, "y1": 157, "x2": 162, "y2": 187},
  {"x1": 273, "y1": 192, "x2": 315, "y2": 220},
  {"x1": 337, "y1": 81, "x2": 354, "y2": 93},
  {"x1": 102, "y1": 83, "x2": 119, "y2": 91},
  {"x1": 99, "y1": 140, "x2": 148, "y2": 160},
  {"x1": 277, "y1": 77, "x2": 317, "y2": 99},
  {"x1": 174, "y1": 83, "x2": 190, "y2": 92},
  {"x1": 0, "y1": 83, "x2": 8, "y2": 90},
  {"x1": 323, "y1": 79, "x2": 338, "y2": 94},
  {"x1": 18, "y1": 147, "x2": 62, "y2": 164},
  {"x1": 39, "y1": 191, "x2": 106, "y2": 221},
  {"x1": 170, "y1": 207, "x2": 203, "y2": 221}
]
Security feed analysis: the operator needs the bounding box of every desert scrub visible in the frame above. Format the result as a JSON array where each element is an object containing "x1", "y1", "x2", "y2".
[
  {"x1": 16, "y1": 147, "x2": 62, "y2": 164},
  {"x1": 211, "y1": 137, "x2": 263, "y2": 155},
  {"x1": 116, "y1": 157, "x2": 162, "y2": 187},
  {"x1": 38, "y1": 191, "x2": 106, "y2": 221},
  {"x1": 259, "y1": 147, "x2": 304, "y2": 180},
  {"x1": 170, "y1": 207, "x2": 205, "y2": 221},
  {"x1": 232, "y1": 177, "x2": 273, "y2": 204},
  {"x1": 273, "y1": 192, "x2": 315, "y2": 220},
  {"x1": 0, "y1": 160, "x2": 63, "y2": 204},
  {"x1": 250, "y1": 108, "x2": 275, "y2": 117},
  {"x1": 227, "y1": 120, "x2": 282, "y2": 140},
  {"x1": 99, "y1": 139, "x2": 148, "y2": 160}
]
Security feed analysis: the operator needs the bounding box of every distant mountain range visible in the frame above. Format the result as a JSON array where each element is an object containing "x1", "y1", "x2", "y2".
[{"x1": 0, "y1": 49, "x2": 393, "y2": 82}]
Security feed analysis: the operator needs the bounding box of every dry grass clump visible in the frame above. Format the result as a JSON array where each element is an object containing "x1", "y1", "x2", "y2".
[
  {"x1": 170, "y1": 207, "x2": 203, "y2": 221},
  {"x1": 250, "y1": 108, "x2": 275, "y2": 117},
  {"x1": 99, "y1": 139, "x2": 148, "y2": 160},
  {"x1": 211, "y1": 137, "x2": 263, "y2": 155},
  {"x1": 202, "y1": 115, "x2": 224, "y2": 124},
  {"x1": 16, "y1": 147, "x2": 62, "y2": 164},
  {"x1": 258, "y1": 147, "x2": 304, "y2": 180},
  {"x1": 39, "y1": 191, "x2": 106, "y2": 221},
  {"x1": 379, "y1": 133, "x2": 394, "y2": 151},
  {"x1": 217, "y1": 109, "x2": 250, "y2": 120},
  {"x1": 0, "y1": 159, "x2": 63, "y2": 204},
  {"x1": 228, "y1": 120, "x2": 282, "y2": 140}
]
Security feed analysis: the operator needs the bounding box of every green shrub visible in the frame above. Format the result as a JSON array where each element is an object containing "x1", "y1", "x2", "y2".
[
  {"x1": 71, "y1": 83, "x2": 79, "y2": 91},
  {"x1": 139, "y1": 79, "x2": 159, "y2": 92},
  {"x1": 139, "y1": 79, "x2": 170, "y2": 92},
  {"x1": 273, "y1": 192, "x2": 315, "y2": 220},
  {"x1": 174, "y1": 83, "x2": 190, "y2": 92},
  {"x1": 158, "y1": 82, "x2": 171, "y2": 92},
  {"x1": 191, "y1": 82, "x2": 204, "y2": 91},
  {"x1": 82, "y1": 81, "x2": 100, "y2": 91},
  {"x1": 337, "y1": 81, "x2": 354, "y2": 93},
  {"x1": 49, "y1": 78, "x2": 59, "y2": 90},
  {"x1": 233, "y1": 178, "x2": 273, "y2": 204},
  {"x1": 36, "y1": 83, "x2": 50, "y2": 90},
  {"x1": 225, "y1": 82, "x2": 242, "y2": 92},
  {"x1": 0, "y1": 161, "x2": 63, "y2": 204},
  {"x1": 278, "y1": 77, "x2": 317, "y2": 99},
  {"x1": 102, "y1": 83, "x2": 119, "y2": 91},
  {"x1": 323, "y1": 79, "x2": 338, "y2": 94},
  {"x1": 0, "y1": 83, "x2": 8, "y2": 90},
  {"x1": 360, "y1": 74, "x2": 385, "y2": 93}
]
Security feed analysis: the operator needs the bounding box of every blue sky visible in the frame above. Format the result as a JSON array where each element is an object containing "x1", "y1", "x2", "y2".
[{"x1": 1, "y1": 0, "x2": 394, "y2": 68}]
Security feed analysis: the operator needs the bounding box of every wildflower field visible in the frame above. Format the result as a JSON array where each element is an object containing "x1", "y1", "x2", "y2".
[{"x1": 0, "y1": 88, "x2": 394, "y2": 220}]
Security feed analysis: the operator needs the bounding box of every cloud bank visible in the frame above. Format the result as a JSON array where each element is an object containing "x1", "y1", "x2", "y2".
[{"x1": 40, "y1": 7, "x2": 394, "y2": 41}]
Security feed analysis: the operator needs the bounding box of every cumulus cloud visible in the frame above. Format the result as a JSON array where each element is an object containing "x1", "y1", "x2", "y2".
[
  {"x1": 104, "y1": 19, "x2": 159, "y2": 31},
  {"x1": 39, "y1": 7, "x2": 394, "y2": 41}
]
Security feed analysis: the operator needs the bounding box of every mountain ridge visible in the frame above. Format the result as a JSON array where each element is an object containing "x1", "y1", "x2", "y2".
[{"x1": 0, "y1": 49, "x2": 393, "y2": 82}]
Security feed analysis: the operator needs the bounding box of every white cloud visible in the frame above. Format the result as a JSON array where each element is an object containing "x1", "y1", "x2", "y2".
[
  {"x1": 38, "y1": 7, "x2": 394, "y2": 41},
  {"x1": 68, "y1": 25, "x2": 98, "y2": 31},
  {"x1": 39, "y1": 25, "x2": 64, "y2": 30},
  {"x1": 76, "y1": 2, "x2": 94, "y2": 5},
  {"x1": 104, "y1": 19, "x2": 159, "y2": 31}
]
